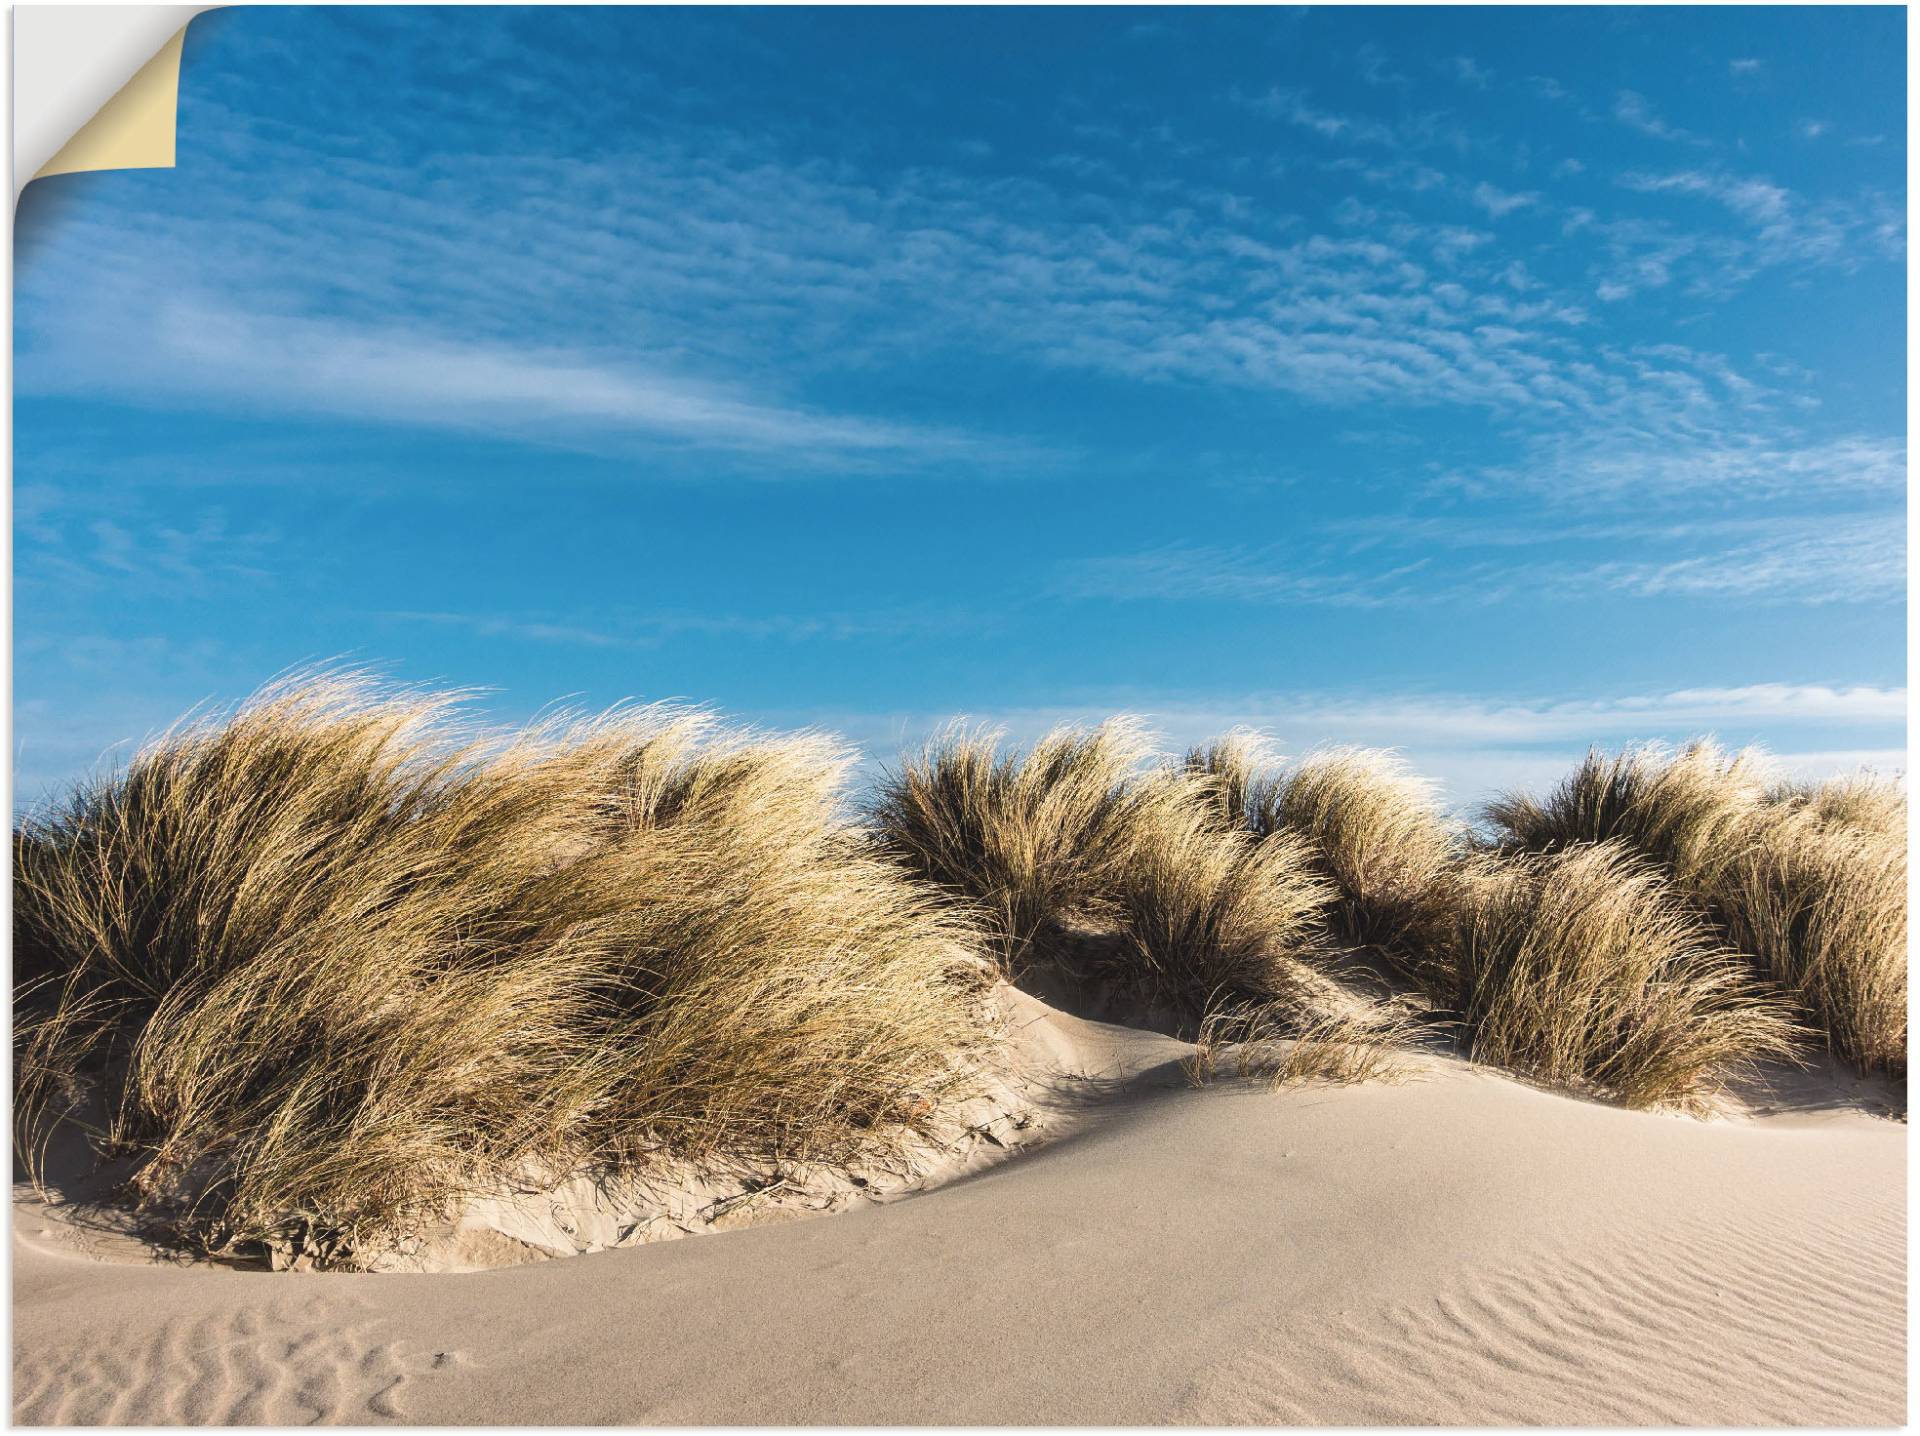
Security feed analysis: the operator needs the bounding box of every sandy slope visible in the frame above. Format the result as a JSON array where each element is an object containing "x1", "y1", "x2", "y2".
[{"x1": 12, "y1": 996, "x2": 1906, "y2": 1426}]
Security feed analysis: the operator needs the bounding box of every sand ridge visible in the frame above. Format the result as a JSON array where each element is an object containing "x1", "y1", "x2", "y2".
[{"x1": 12, "y1": 991, "x2": 1906, "y2": 1425}]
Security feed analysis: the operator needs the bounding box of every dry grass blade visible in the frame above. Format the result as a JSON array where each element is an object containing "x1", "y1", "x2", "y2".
[
  {"x1": 1181, "y1": 1001, "x2": 1416, "y2": 1090},
  {"x1": 1184, "y1": 729, "x2": 1280, "y2": 834},
  {"x1": 1107, "y1": 769, "x2": 1335, "y2": 1016},
  {"x1": 875, "y1": 723, "x2": 1341, "y2": 1014},
  {"x1": 1483, "y1": 741, "x2": 1774, "y2": 891},
  {"x1": 1767, "y1": 771, "x2": 1907, "y2": 841},
  {"x1": 1715, "y1": 812, "x2": 1906, "y2": 1077}
]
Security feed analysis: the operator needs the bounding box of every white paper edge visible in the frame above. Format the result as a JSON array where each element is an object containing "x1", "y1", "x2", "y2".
[{"x1": 13, "y1": 4, "x2": 214, "y2": 203}]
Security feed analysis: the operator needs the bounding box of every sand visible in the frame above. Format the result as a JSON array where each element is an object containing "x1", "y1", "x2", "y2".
[{"x1": 12, "y1": 992, "x2": 1906, "y2": 1425}]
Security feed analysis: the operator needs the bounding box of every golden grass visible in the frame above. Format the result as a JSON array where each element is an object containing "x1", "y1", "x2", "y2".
[
  {"x1": 1768, "y1": 770, "x2": 1907, "y2": 840},
  {"x1": 1181, "y1": 1002, "x2": 1416, "y2": 1090},
  {"x1": 1486, "y1": 744, "x2": 1907, "y2": 1075},
  {"x1": 1107, "y1": 770, "x2": 1335, "y2": 1015},
  {"x1": 1421, "y1": 843, "x2": 1801, "y2": 1109},
  {"x1": 1270, "y1": 746, "x2": 1458, "y2": 952},
  {"x1": 1189, "y1": 738, "x2": 1458, "y2": 957},
  {"x1": 14, "y1": 673, "x2": 994, "y2": 1262},
  {"x1": 875, "y1": 724, "x2": 1345, "y2": 1016},
  {"x1": 1483, "y1": 741, "x2": 1772, "y2": 890},
  {"x1": 870, "y1": 719, "x2": 1161, "y2": 968},
  {"x1": 1715, "y1": 811, "x2": 1907, "y2": 1076},
  {"x1": 20, "y1": 682, "x2": 1899, "y2": 1261}
]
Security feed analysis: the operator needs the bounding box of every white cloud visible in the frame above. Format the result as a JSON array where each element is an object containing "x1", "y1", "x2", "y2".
[
  {"x1": 1058, "y1": 504, "x2": 1903, "y2": 611},
  {"x1": 1501, "y1": 433, "x2": 1906, "y2": 503},
  {"x1": 32, "y1": 300, "x2": 989, "y2": 465},
  {"x1": 1355, "y1": 43, "x2": 1406, "y2": 87},
  {"x1": 1618, "y1": 168, "x2": 1789, "y2": 224},
  {"x1": 1243, "y1": 87, "x2": 1397, "y2": 146},
  {"x1": 382, "y1": 605, "x2": 978, "y2": 649},
  {"x1": 1581, "y1": 516, "x2": 1901, "y2": 603},
  {"x1": 1448, "y1": 56, "x2": 1493, "y2": 89},
  {"x1": 1057, "y1": 545, "x2": 1432, "y2": 609},
  {"x1": 1613, "y1": 90, "x2": 1708, "y2": 146},
  {"x1": 1470, "y1": 182, "x2": 1540, "y2": 218}
]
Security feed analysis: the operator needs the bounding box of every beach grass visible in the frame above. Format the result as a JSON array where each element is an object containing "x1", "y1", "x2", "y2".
[
  {"x1": 14, "y1": 672, "x2": 994, "y2": 1261},
  {"x1": 1486, "y1": 744, "x2": 1906, "y2": 1074}
]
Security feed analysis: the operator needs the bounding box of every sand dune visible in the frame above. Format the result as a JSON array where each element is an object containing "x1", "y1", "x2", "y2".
[{"x1": 12, "y1": 995, "x2": 1905, "y2": 1426}]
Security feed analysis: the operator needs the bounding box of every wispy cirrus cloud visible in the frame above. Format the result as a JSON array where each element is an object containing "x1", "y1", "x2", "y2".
[
  {"x1": 1057, "y1": 545, "x2": 1430, "y2": 609},
  {"x1": 1578, "y1": 520, "x2": 1901, "y2": 603},
  {"x1": 1612, "y1": 90, "x2": 1709, "y2": 146},
  {"x1": 1058, "y1": 507, "x2": 1903, "y2": 610},
  {"x1": 19, "y1": 88, "x2": 1899, "y2": 498},
  {"x1": 1455, "y1": 433, "x2": 1907, "y2": 504},
  {"x1": 1612, "y1": 167, "x2": 1896, "y2": 274},
  {"x1": 1583, "y1": 166, "x2": 1900, "y2": 301},
  {"x1": 1238, "y1": 86, "x2": 1401, "y2": 146},
  {"x1": 23, "y1": 297, "x2": 998, "y2": 466},
  {"x1": 15, "y1": 483, "x2": 281, "y2": 595},
  {"x1": 380, "y1": 604, "x2": 985, "y2": 649},
  {"x1": 1470, "y1": 181, "x2": 1539, "y2": 218},
  {"x1": 1446, "y1": 56, "x2": 1493, "y2": 89},
  {"x1": 1354, "y1": 42, "x2": 1406, "y2": 88}
]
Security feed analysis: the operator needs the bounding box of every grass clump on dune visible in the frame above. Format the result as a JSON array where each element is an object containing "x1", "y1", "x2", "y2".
[
  {"x1": 1106, "y1": 769, "x2": 1336, "y2": 1016},
  {"x1": 1483, "y1": 741, "x2": 1772, "y2": 891},
  {"x1": 873, "y1": 722, "x2": 1337, "y2": 1017},
  {"x1": 1714, "y1": 810, "x2": 1907, "y2": 1077},
  {"x1": 14, "y1": 673, "x2": 994, "y2": 1264},
  {"x1": 869, "y1": 719, "x2": 1160, "y2": 969},
  {"x1": 1485, "y1": 744, "x2": 1907, "y2": 1075},
  {"x1": 1420, "y1": 843, "x2": 1800, "y2": 1109},
  {"x1": 1189, "y1": 734, "x2": 1822, "y2": 1107},
  {"x1": 1188, "y1": 737, "x2": 1458, "y2": 959}
]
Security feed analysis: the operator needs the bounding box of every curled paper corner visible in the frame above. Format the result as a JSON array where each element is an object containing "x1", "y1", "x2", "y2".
[{"x1": 14, "y1": 5, "x2": 219, "y2": 204}]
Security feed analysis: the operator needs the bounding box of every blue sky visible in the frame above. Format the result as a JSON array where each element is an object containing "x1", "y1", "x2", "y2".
[{"x1": 13, "y1": 5, "x2": 1907, "y2": 809}]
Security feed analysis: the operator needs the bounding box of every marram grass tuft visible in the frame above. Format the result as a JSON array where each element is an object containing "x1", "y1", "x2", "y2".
[
  {"x1": 1486, "y1": 743, "x2": 1906, "y2": 1075},
  {"x1": 14, "y1": 672, "x2": 995, "y2": 1262}
]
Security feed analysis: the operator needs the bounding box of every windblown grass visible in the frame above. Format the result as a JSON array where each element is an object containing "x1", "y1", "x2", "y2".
[
  {"x1": 1182, "y1": 1002, "x2": 1417, "y2": 1090},
  {"x1": 870, "y1": 720, "x2": 1160, "y2": 968},
  {"x1": 1715, "y1": 811, "x2": 1907, "y2": 1076},
  {"x1": 1107, "y1": 769, "x2": 1335, "y2": 1015},
  {"x1": 14, "y1": 673, "x2": 993, "y2": 1262},
  {"x1": 1485, "y1": 743, "x2": 1907, "y2": 1074},
  {"x1": 1768, "y1": 771, "x2": 1907, "y2": 840},
  {"x1": 1483, "y1": 741, "x2": 1772, "y2": 890},
  {"x1": 22, "y1": 680, "x2": 1895, "y2": 1261},
  {"x1": 1271, "y1": 746, "x2": 1458, "y2": 953},
  {"x1": 1189, "y1": 738, "x2": 1457, "y2": 957},
  {"x1": 874, "y1": 723, "x2": 1337, "y2": 1015},
  {"x1": 1420, "y1": 843, "x2": 1801, "y2": 1109}
]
